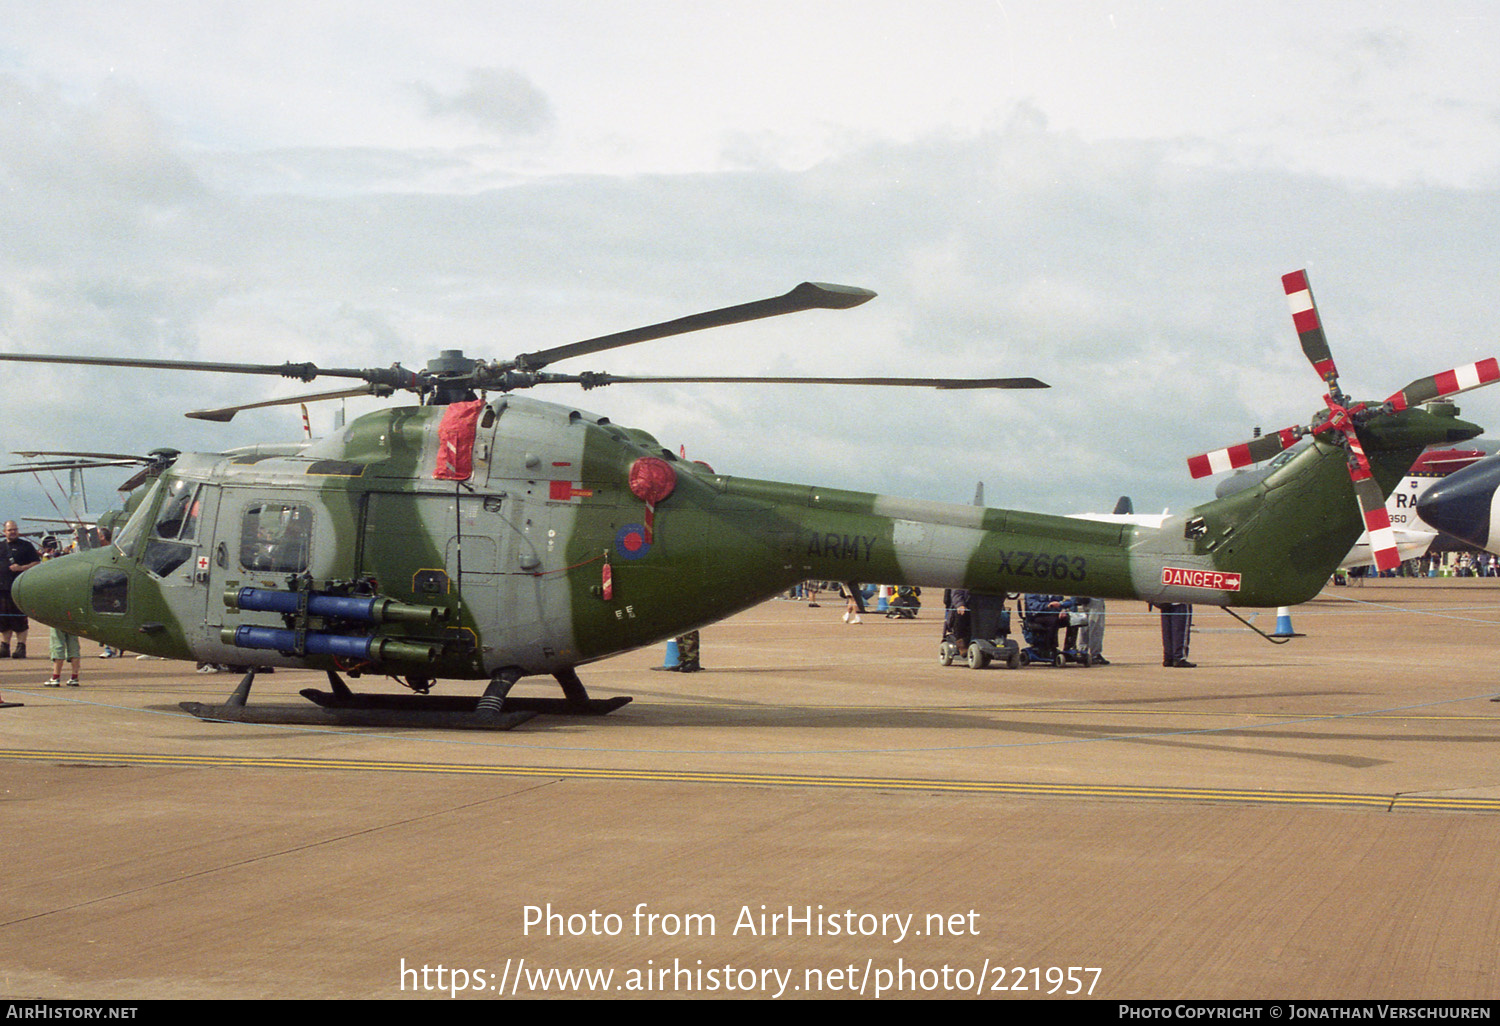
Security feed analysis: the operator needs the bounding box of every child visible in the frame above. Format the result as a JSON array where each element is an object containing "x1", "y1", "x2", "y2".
[{"x1": 40, "y1": 539, "x2": 80, "y2": 686}]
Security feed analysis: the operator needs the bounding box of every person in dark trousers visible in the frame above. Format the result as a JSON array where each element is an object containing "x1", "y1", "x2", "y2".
[
  {"x1": 1076, "y1": 597, "x2": 1108, "y2": 665},
  {"x1": 944, "y1": 588, "x2": 971, "y2": 651},
  {"x1": 1155, "y1": 602, "x2": 1194, "y2": 667},
  {"x1": 673, "y1": 630, "x2": 701, "y2": 672}
]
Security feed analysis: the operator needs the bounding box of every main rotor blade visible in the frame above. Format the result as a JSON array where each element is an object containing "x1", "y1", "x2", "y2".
[
  {"x1": 0, "y1": 352, "x2": 402, "y2": 387},
  {"x1": 1282, "y1": 270, "x2": 1339, "y2": 389},
  {"x1": 1187, "y1": 426, "x2": 1306, "y2": 479},
  {"x1": 569, "y1": 373, "x2": 1048, "y2": 390},
  {"x1": 185, "y1": 385, "x2": 377, "y2": 422},
  {"x1": 511, "y1": 282, "x2": 877, "y2": 372},
  {"x1": 1385, "y1": 357, "x2": 1500, "y2": 411}
]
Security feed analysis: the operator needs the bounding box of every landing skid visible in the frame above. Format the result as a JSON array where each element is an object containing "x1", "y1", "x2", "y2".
[
  {"x1": 179, "y1": 667, "x2": 631, "y2": 730},
  {"x1": 298, "y1": 691, "x2": 631, "y2": 716}
]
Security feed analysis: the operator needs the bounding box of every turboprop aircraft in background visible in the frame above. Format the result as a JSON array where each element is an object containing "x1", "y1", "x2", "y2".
[{"x1": 0, "y1": 272, "x2": 1493, "y2": 730}]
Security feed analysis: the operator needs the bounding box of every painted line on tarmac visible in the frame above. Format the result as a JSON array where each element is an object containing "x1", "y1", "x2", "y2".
[
  {"x1": 10, "y1": 685, "x2": 1500, "y2": 759},
  {"x1": 922, "y1": 704, "x2": 1500, "y2": 722},
  {"x1": 3, "y1": 746, "x2": 1498, "y2": 813}
]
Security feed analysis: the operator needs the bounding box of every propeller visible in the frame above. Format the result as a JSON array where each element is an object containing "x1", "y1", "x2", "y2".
[
  {"x1": 1186, "y1": 270, "x2": 1499, "y2": 572},
  {"x1": 0, "y1": 282, "x2": 1049, "y2": 421}
]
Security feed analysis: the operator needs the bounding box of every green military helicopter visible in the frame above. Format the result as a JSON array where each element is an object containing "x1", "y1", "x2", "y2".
[{"x1": 2, "y1": 273, "x2": 1493, "y2": 729}]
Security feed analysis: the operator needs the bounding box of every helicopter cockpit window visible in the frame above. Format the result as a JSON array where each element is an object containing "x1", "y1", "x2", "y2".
[
  {"x1": 240, "y1": 502, "x2": 312, "y2": 573},
  {"x1": 141, "y1": 480, "x2": 202, "y2": 578},
  {"x1": 113, "y1": 480, "x2": 161, "y2": 560},
  {"x1": 153, "y1": 479, "x2": 202, "y2": 542}
]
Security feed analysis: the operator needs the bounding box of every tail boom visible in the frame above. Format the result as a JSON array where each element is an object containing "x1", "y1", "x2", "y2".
[{"x1": 720, "y1": 406, "x2": 1479, "y2": 609}]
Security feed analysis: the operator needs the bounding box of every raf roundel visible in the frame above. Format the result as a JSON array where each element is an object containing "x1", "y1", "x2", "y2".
[{"x1": 615, "y1": 524, "x2": 652, "y2": 560}]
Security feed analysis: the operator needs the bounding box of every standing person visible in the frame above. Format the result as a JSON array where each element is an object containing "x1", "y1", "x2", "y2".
[
  {"x1": 1076, "y1": 597, "x2": 1109, "y2": 665},
  {"x1": 40, "y1": 539, "x2": 80, "y2": 686},
  {"x1": 0, "y1": 521, "x2": 40, "y2": 658},
  {"x1": 672, "y1": 630, "x2": 701, "y2": 672},
  {"x1": 94, "y1": 527, "x2": 121, "y2": 658},
  {"x1": 1155, "y1": 602, "x2": 1194, "y2": 668},
  {"x1": 840, "y1": 582, "x2": 864, "y2": 624}
]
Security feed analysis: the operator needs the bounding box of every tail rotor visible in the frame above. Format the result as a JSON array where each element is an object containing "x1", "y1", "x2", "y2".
[{"x1": 1186, "y1": 270, "x2": 1499, "y2": 572}]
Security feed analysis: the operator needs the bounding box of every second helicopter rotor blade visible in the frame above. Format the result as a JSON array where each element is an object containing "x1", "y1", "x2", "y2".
[
  {"x1": 116, "y1": 467, "x2": 155, "y2": 493},
  {"x1": 0, "y1": 460, "x2": 141, "y2": 476},
  {"x1": 13, "y1": 450, "x2": 148, "y2": 461}
]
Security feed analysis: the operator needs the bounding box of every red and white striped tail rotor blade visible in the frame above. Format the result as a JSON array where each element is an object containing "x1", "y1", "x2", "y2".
[
  {"x1": 1348, "y1": 462, "x2": 1402, "y2": 572},
  {"x1": 1385, "y1": 357, "x2": 1500, "y2": 411},
  {"x1": 1187, "y1": 426, "x2": 1305, "y2": 479},
  {"x1": 1283, "y1": 270, "x2": 1339, "y2": 388},
  {"x1": 1338, "y1": 424, "x2": 1403, "y2": 572}
]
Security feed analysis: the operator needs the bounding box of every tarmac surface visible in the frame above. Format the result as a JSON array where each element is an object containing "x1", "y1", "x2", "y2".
[{"x1": 3, "y1": 578, "x2": 1500, "y2": 1000}]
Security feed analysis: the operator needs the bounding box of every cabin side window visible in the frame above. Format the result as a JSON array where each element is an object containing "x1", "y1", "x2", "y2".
[{"x1": 240, "y1": 502, "x2": 312, "y2": 572}]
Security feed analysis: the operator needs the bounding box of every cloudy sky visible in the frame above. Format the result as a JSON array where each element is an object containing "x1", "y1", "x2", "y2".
[{"x1": 2, "y1": 1, "x2": 1499, "y2": 524}]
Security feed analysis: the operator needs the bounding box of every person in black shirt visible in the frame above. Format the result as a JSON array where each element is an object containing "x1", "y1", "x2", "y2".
[{"x1": 0, "y1": 521, "x2": 41, "y2": 658}]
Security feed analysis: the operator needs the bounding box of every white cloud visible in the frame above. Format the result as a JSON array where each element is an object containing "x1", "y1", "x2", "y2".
[
  {"x1": 412, "y1": 67, "x2": 555, "y2": 137},
  {"x1": 1, "y1": 4, "x2": 1499, "y2": 520}
]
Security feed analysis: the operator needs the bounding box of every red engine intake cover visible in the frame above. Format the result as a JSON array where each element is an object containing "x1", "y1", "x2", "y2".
[{"x1": 628, "y1": 457, "x2": 677, "y2": 505}]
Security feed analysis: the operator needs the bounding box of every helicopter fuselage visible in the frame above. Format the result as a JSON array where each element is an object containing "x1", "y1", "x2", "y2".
[{"x1": 12, "y1": 394, "x2": 1480, "y2": 686}]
